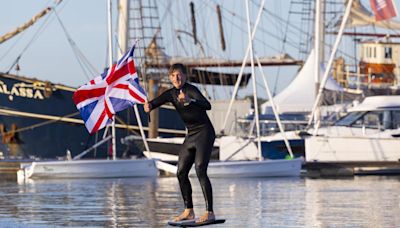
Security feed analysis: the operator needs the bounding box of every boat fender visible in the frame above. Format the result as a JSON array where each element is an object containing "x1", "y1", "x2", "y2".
[
  {"x1": 0, "y1": 123, "x2": 19, "y2": 144},
  {"x1": 44, "y1": 81, "x2": 53, "y2": 98}
]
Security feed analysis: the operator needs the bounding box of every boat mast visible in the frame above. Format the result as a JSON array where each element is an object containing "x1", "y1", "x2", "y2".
[
  {"x1": 313, "y1": 0, "x2": 322, "y2": 127},
  {"x1": 221, "y1": 0, "x2": 265, "y2": 134},
  {"x1": 108, "y1": 0, "x2": 117, "y2": 160},
  {"x1": 308, "y1": 0, "x2": 354, "y2": 129},
  {"x1": 127, "y1": 0, "x2": 164, "y2": 139},
  {"x1": 245, "y1": 0, "x2": 262, "y2": 160},
  {"x1": 117, "y1": 0, "x2": 129, "y2": 57}
]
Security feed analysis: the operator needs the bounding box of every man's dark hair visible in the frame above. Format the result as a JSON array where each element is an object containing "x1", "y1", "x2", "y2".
[{"x1": 168, "y1": 63, "x2": 187, "y2": 75}]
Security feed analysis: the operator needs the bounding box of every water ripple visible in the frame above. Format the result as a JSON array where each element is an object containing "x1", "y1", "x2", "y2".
[{"x1": 0, "y1": 176, "x2": 398, "y2": 227}]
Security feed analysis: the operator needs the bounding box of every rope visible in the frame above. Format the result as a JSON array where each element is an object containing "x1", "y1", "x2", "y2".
[
  {"x1": 115, "y1": 115, "x2": 140, "y2": 136},
  {"x1": 0, "y1": 111, "x2": 79, "y2": 136},
  {"x1": 271, "y1": 0, "x2": 295, "y2": 95},
  {"x1": 53, "y1": 10, "x2": 99, "y2": 80}
]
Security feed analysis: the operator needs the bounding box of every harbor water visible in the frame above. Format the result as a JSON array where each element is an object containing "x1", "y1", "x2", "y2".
[{"x1": 0, "y1": 176, "x2": 399, "y2": 227}]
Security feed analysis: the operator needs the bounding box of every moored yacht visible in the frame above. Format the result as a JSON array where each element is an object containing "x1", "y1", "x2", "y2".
[{"x1": 305, "y1": 95, "x2": 400, "y2": 162}]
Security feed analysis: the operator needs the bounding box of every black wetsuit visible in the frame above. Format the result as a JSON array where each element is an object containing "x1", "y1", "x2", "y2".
[{"x1": 149, "y1": 83, "x2": 215, "y2": 212}]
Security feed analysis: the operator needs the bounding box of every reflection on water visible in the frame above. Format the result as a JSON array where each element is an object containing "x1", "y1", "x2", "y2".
[{"x1": 0, "y1": 176, "x2": 399, "y2": 227}]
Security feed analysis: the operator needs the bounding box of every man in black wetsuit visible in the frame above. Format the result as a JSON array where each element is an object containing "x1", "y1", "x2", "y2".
[{"x1": 144, "y1": 63, "x2": 216, "y2": 223}]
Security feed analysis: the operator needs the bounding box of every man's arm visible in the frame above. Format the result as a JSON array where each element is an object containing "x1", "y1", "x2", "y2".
[
  {"x1": 145, "y1": 90, "x2": 171, "y2": 112},
  {"x1": 189, "y1": 86, "x2": 211, "y2": 110}
]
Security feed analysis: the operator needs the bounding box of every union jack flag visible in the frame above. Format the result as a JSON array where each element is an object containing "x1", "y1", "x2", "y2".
[{"x1": 73, "y1": 45, "x2": 147, "y2": 134}]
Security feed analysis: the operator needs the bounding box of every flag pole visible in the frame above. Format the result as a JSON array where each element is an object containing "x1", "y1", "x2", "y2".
[
  {"x1": 130, "y1": 39, "x2": 151, "y2": 155},
  {"x1": 135, "y1": 39, "x2": 151, "y2": 124},
  {"x1": 107, "y1": 0, "x2": 117, "y2": 160}
]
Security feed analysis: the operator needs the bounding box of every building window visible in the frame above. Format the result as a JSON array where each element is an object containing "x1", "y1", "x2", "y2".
[{"x1": 384, "y1": 47, "x2": 392, "y2": 59}]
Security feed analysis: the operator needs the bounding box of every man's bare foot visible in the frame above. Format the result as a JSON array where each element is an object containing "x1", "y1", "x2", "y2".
[
  {"x1": 173, "y1": 208, "x2": 195, "y2": 222},
  {"x1": 196, "y1": 211, "x2": 215, "y2": 223}
]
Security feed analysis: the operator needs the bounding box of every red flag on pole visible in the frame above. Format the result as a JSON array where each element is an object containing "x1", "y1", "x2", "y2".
[{"x1": 370, "y1": 0, "x2": 398, "y2": 21}]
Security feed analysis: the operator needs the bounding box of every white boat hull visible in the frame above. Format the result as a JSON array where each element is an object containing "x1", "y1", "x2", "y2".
[
  {"x1": 305, "y1": 136, "x2": 400, "y2": 162},
  {"x1": 18, "y1": 159, "x2": 158, "y2": 179},
  {"x1": 189, "y1": 158, "x2": 303, "y2": 178},
  {"x1": 144, "y1": 151, "x2": 179, "y2": 161}
]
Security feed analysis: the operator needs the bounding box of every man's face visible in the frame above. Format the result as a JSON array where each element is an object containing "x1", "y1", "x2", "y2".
[{"x1": 169, "y1": 69, "x2": 186, "y2": 89}]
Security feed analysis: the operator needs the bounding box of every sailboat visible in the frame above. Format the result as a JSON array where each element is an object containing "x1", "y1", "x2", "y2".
[
  {"x1": 250, "y1": 0, "x2": 400, "y2": 163},
  {"x1": 302, "y1": 1, "x2": 400, "y2": 175},
  {"x1": 3, "y1": 1, "x2": 310, "y2": 178},
  {"x1": 254, "y1": 0, "x2": 400, "y2": 175},
  {"x1": 0, "y1": 1, "x2": 188, "y2": 163},
  {"x1": 188, "y1": 0, "x2": 304, "y2": 178},
  {"x1": 305, "y1": 95, "x2": 400, "y2": 163},
  {"x1": 17, "y1": 0, "x2": 159, "y2": 180},
  {"x1": 116, "y1": 0, "x2": 305, "y2": 164},
  {"x1": 204, "y1": 0, "x2": 400, "y2": 177},
  {"x1": 111, "y1": 0, "x2": 303, "y2": 177}
]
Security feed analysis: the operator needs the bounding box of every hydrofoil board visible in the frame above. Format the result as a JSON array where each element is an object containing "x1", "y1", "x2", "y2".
[{"x1": 168, "y1": 219, "x2": 226, "y2": 227}]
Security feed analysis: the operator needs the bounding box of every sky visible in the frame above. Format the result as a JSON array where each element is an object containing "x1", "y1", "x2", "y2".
[
  {"x1": 1, "y1": 0, "x2": 400, "y2": 99},
  {"x1": 0, "y1": 0, "x2": 302, "y2": 100},
  {"x1": 0, "y1": 0, "x2": 108, "y2": 86}
]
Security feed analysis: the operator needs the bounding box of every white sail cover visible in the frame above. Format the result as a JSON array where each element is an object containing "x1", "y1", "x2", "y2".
[{"x1": 261, "y1": 49, "x2": 343, "y2": 114}]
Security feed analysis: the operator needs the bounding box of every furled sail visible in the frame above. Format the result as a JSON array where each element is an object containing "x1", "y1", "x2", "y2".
[
  {"x1": 0, "y1": 7, "x2": 53, "y2": 44},
  {"x1": 338, "y1": 0, "x2": 400, "y2": 29},
  {"x1": 143, "y1": 38, "x2": 297, "y2": 87},
  {"x1": 188, "y1": 68, "x2": 251, "y2": 86}
]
